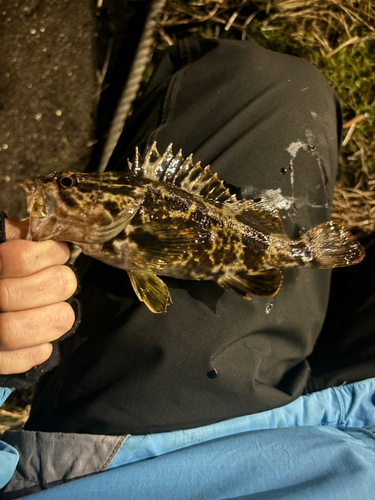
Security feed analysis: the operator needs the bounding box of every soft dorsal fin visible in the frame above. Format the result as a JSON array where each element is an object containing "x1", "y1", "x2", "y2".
[
  {"x1": 128, "y1": 142, "x2": 234, "y2": 204},
  {"x1": 229, "y1": 199, "x2": 286, "y2": 235}
]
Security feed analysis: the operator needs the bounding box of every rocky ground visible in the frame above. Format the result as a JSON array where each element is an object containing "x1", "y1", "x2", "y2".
[{"x1": 0, "y1": 0, "x2": 149, "y2": 219}]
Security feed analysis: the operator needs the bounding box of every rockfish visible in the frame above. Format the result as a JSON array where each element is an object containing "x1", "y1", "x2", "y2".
[{"x1": 18, "y1": 143, "x2": 365, "y2": 313}]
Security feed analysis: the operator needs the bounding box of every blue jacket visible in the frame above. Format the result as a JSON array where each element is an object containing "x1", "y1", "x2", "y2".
[{"x1": 1, "y1": 378, "x2": 375, "y2": 499}]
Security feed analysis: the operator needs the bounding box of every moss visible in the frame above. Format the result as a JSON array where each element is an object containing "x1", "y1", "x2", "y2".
[
  {"x1": 157, "y1": 0, "x2": 375, "y2": 181},
  {"x1": 252, "y1": 24, "x2": 375, "y2": 179}
]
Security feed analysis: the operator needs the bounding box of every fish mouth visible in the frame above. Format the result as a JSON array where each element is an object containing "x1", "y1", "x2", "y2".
[
  {"x1": 18, "y1": 180, "x2": 48, "y2": 217},
  {"x1": 18, "y1": 179, "x2": 57, "y2": 240},
  {"x1": 29, "y1": 215, "x2": 55, "y2": 238}
]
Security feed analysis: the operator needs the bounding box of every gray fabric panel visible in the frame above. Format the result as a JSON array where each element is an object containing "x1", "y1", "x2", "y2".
[{"x1": 1, "y1": 429, "x2": 128, "y2": 495}]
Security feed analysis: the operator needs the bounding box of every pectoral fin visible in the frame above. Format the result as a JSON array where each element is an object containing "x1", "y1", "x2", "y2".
[
  {"x1": 217, "y1": 268, "x2": 282, "y2": 299},
  {"x1": 128, "y1": 270, "x2": 172, "y2": 313},
  {"x1": 128, "y1": 219, "x2": 208, "y2": 271}
]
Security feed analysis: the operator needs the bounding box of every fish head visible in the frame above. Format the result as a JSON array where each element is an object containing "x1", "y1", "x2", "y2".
[{"x1": 18, "y1": 171, "x2": 144, "y2": 243}]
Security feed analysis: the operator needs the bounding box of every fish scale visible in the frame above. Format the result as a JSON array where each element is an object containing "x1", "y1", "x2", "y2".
[{"x1": 17, "y1": 143, "x2": 365, "y2": 313}]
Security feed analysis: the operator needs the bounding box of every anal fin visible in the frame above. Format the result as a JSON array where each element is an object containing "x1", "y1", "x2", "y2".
[
  {"x1": 217, "y1": 268, "x2": 282, "y2": 299},
  {"x1": 128, "y1": 270, "x2": 172, "y2": 313}
]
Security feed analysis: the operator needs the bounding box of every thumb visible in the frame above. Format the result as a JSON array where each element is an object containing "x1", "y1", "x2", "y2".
[{"x1": 3, "y1": 218, "x2": 29, "y2": 241}]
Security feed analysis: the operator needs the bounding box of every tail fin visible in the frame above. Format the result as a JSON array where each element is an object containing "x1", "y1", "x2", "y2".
[{"x1": 302, "y1": 221, "x2": 365, "y2": 269}]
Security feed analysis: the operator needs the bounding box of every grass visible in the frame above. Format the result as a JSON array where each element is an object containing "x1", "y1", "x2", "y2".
[
  {"x1": 155, "y1": 0, "x2": 375, "y2": 235},
  {"x1": 0, "y1": 388, "x2": 34, "y2": 435}
]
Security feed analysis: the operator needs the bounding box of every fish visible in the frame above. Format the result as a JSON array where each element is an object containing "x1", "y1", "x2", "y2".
[{"x1": 18, "y1": 143, "x2": 365, "y2": 313}]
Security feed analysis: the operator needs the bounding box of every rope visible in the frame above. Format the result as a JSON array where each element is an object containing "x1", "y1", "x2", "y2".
[{"x1": 98, "y1": 0, "x2": 167, "y2": 172}]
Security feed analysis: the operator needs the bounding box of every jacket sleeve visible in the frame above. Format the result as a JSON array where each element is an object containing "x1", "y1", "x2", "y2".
[{"x1": 0, "y1": 387, "x2": 19, "y2": 489}]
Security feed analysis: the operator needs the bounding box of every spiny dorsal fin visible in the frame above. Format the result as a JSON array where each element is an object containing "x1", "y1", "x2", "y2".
[
  {"x1": 128, "y1": 146, "x2": 142, "y2": 174},
  {"x1": 129, "y1": 143, "x2": 285, "y2": 235},
  {"x1": 130, "y1": 142, "x2": 234, "y2": 204}
]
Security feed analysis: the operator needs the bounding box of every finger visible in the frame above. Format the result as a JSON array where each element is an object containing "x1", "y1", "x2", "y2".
[
  {"x1": 3, "y1": 218, "x2": 29, "y2": 241},
  {"x1": 0, "y1": 343, "x2": 53, "y2": 375},
  {"x1": 0, "y1": 239, "x2": 70, "y2": 278},
  {"x1": 0, "y1": 265, "x2": 77, "y2": 312},
  {"x1": 0, "y1": 302, "x2": 75, "y2": 351}
]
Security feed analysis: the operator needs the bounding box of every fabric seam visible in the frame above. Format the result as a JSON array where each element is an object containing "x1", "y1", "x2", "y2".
[
  {"x1": 361, "y1": 428, "x2": 375, "y2": 441},
  {"x1": 101, "y1": 435, "x2": 130, "y2": 471},
  {"x1": 332, "y1": 387, "x2": 347, "y2": 429},
  {"x1": 147, "y1": 65, "x2": 187, "y2": 148}
]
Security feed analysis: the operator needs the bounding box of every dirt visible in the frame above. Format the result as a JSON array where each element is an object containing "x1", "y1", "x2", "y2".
[{"x1": 0, "y1": 0, "x2": 149, "y2": 219}]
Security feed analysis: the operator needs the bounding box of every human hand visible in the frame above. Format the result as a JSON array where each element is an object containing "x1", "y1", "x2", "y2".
[{"x1": 0, "y1": 218, "x2": 77, "y2": 375}]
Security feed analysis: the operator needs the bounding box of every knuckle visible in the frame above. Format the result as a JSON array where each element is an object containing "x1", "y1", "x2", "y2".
[
  {"x1": 34, "y1": 343, "x2": 53, "y2": 363},
  {"x1": 18, "y1": 245, "x2": 37, "y2": 275},
  {"x1": 50, "y1": 241, "x2": 70, "y2": 265},
  {"x1": 0, "y1": 240, "x2": 35, "y2": 277},
  {"x1": 0, "y1": 280, "x2": 12, "y2": 311},
  {"x1": 0, "y1": 344, "x2": 53, "y2": 375},
  {"x1": 0, "y1": 313, "x2": 16, "y2": 350},
  {"x1": 55, "y1": 303, "x2": 75, "y2": 332},
  {"x1": 0, "y1": 352, "x2": 15, "y2": 375},
  {"x1": 53, "y1": 266, "x2": 77, "y2": 298}
]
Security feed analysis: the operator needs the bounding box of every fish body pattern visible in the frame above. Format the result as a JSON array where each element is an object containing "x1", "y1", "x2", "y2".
[{"x1": 18, "y1": 143, "x2": 365, "y2": 313}]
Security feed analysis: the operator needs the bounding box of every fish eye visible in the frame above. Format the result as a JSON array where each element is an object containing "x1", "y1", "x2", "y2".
[{"x1": 59, "y1": 174, "x2": 77, "y2": 188}]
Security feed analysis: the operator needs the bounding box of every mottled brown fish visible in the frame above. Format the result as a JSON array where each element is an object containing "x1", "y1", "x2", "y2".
[{"x1": 18, "y1": 143, "x2": 365, "y2": 313}]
